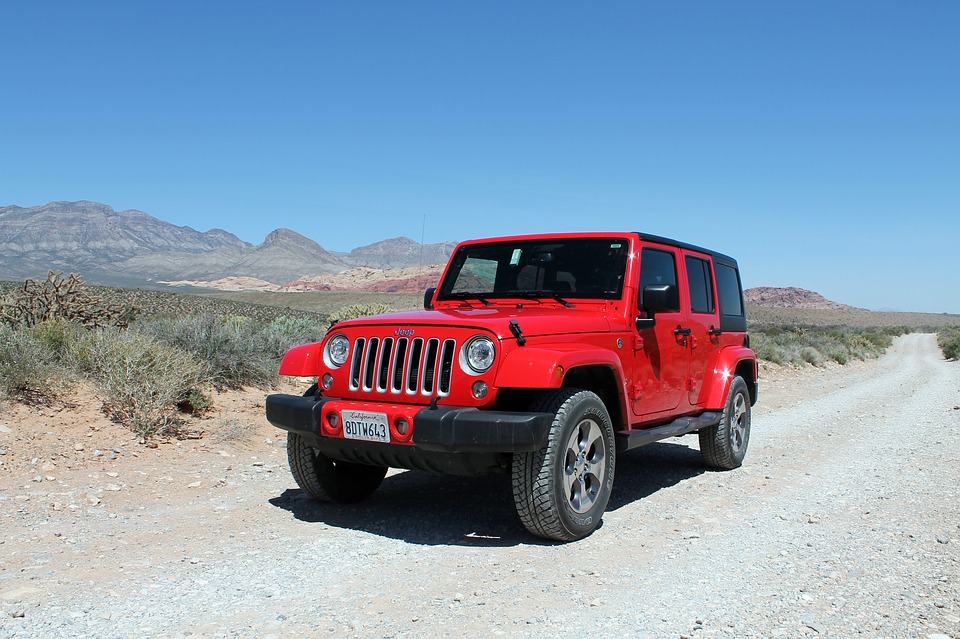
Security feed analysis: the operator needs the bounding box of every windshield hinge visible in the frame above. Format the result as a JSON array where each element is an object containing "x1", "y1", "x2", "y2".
[{"x1": 509, "y1": 320, "x2": 526, "y2": 346}]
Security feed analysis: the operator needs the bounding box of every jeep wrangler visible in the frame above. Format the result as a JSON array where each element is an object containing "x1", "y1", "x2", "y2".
[{"x1": 266, "y1": 232, "x2": 757, "y2": 541}]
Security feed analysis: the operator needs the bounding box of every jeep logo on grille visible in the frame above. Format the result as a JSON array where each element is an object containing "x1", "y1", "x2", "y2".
[{"x1": 394, "y1": 328, "x2": 415, "y2": 337}]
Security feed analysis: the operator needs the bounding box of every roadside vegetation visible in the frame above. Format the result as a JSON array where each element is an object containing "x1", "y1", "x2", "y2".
[
  {"x1": 0, "y1": 273, "x2": 381, "y2": 437},
  {"x1": 938, "y1": 326, "x2": 960, "y2": 360},
  {"x1": 0, "y1": 273, "x2": 950, "y2": 437},
  {"x1": 751, "y1": 326, "x2": 910, "y2": 367}
]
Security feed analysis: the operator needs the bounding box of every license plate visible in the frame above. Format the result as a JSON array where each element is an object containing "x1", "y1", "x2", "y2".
[{"x1": 341, "y1": 410, "x2": 391, "y2": 443}]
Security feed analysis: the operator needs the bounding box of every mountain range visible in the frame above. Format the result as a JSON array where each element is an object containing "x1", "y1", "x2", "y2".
[{"x1": 0, "y1": 201, "x2": 455, "y2": 287}]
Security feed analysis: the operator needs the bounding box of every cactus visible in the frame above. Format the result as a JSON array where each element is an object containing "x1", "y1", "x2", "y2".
[{"x1": 0, "y1": 271, "x2": 137, "y2": 329}]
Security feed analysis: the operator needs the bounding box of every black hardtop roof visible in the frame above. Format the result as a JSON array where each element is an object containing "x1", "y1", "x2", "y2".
[{"x1": 635, "y1": 232, "x2": 738, "y2": 267}]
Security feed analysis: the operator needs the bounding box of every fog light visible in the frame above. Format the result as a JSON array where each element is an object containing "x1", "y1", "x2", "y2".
[
  {"x1": 472, "y1": 380, "x2": 489, "y2": 399},
  {"x1": 321, "y1": 373, "x2": 334, "y2": 389},
  {"x1": 327, "y1": 412, "x2": 339, "y2": 428},
  {"x1": 394, "y1": 417, "x2": 409, "y2": 435}
]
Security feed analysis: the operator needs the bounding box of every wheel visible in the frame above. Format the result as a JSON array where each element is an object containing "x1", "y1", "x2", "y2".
[
  {"x1": 286, "y1": 432, "x2": 388, "y2": 503},
  {"x1": 511, "y1": 388, "x2": 616, "y2": 542},
  {"x1": 698, "y1": 375, "x2": 751, "y2": 470}
]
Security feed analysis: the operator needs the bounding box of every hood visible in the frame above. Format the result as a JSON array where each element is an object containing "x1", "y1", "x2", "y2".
[{"x1": 335, "y1": 305, "x2": 614, "y2": 340}]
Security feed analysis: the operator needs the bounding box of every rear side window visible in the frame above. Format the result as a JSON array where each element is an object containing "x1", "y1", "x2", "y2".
[
  {"x1": 715, "y1": 263, "x2": 744, "y2": 317},
  {"x1": 639, "y1": 248, "x2": 679, "y2": 311},
  {"x1": 685, "y1": 256, "x2": 715, "y2": 314}
]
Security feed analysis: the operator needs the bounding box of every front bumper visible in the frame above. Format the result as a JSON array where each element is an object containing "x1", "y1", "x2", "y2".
[{"x1": 265, "y1": 394, "x2": 553, "y2": 453}]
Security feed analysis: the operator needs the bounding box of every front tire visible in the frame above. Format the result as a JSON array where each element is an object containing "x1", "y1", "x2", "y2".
[
  {"x1": 511, "y1": 388, "x2": 616, "y2": 542},
  {"x1": 698, "y1": 375, "x2": 751, "y2": 470},
  {"x1": 286, "y1": 433, "x2": 388, "y2": 503}
]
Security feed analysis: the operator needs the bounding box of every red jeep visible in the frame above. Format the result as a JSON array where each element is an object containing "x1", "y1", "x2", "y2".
[{"x1": 267, "y1": 233, "x2": 757, "y2": 541}]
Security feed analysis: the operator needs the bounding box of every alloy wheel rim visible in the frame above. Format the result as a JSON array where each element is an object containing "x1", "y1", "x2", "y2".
[
  {"x1": 563, "y1": 418, "x2": 606, "y2": 513},
  {"x1": 730, "y1": 393, "x2": 748, "y2": 452}
]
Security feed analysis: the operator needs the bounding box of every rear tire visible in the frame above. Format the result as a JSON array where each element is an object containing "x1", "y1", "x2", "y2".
[
  {"x1": 286, "y1": 432, "x2": 387, "y2": 503},
  {"x1": 699, "y1": 376, "x2": 751, "y2": 470},
  {"x1": 511, "y1": 388, "x2": 616, "y2": 542}
]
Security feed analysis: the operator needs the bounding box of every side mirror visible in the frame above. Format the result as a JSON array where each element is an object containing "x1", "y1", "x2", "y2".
[
  {"x1": 423, "y1": 287, "x2": 436, "y2": 310},
  {"x1": 636, "y1": 284, "x2": 678, "y2": 330},
  {"x1": 642, "y1": 284, "x2": 678, "y2": 314}
]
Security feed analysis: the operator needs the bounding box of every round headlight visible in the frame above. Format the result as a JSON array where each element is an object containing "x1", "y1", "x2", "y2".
[
  {"x1": 325, "y1": 334, "x2": 350, "y2": 368},
  {"x1": 464, "y1": 336, "x2": 496, "y2": 373}
]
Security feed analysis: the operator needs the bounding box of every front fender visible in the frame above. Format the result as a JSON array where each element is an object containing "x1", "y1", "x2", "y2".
[
  {"x1": 494, "y1": 344, "x2": 625, "y2": 389},
  {"x1": 698, "y1": 346, "x2": 757, "y2": 409},
  {"x1": 278, "y1": 342, "x2": 324, "y2": 377}
]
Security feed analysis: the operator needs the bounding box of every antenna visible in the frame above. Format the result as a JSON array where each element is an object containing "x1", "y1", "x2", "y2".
[{"x1": 418, "y1": 213, "x2": 426, "y2": 289}]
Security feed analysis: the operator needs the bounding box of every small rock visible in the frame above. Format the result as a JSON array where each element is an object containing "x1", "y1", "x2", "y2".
[
  {"x1": 0, "y1": 424, "x2": 11, "y2": 434},
  {"x1": 32, "y1": 476, "x2": 43, "y2": 483},
  {"x1": 104, "y1": 484, "x2": 121, "y2": 492},
  {"x1": 74, "y1": 443, "x2": 84, "y2": 451},
  {"x1": 927, "y1": 634, "x2": 951, "y2": 639},
  {"x1": 252, "y1": 461, "x2": 264, "y2": 467},
  {"x1": 189, "y1": 557, "x2": 200, "y2": 564},
  {"x1": 589, "y1": 598, "x2": 602, "y2": 607},
  {"x1": 94, "y1": 449, "x2": 103, "y2": 457},
  {"x1": 187, "y1": 481, "x2": 201, "y2": 488},
  {"x1": 106, "y1": 472, "x2": 119, "y2": 478},
  {"x1": 87, "y1": 494, "x2": 101, "y2": 506},
  {"x1": 936, "y1": 536, "x2": 949, "y2": 544},
  {"x1": 807, "y1": 515, "x2": 821, "y2": 524}
]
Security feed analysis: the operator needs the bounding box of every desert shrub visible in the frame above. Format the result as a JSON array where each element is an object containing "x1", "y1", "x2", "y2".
[
  {"x1": 137, "y1": 314, "x2": 276, "y2": 390},
  {"x1": 0, "y1": 325, "x2": 63, "y2": 402},
  {"x1": 29, "y1": 319, "x2": 85, "y2": 360},
  {"x1": 328, "y1": 303, "x2": 394, "y2": 325},
  {"x1": 800, "y1": 346, "x2": 824, "y2": 366},
  {"x1": 261, "y1": 316, "x2": 329, "y2": 359},
  {"x1": 81, "y1": 330, "x2": 202, "y2": 436},
  {"x1": 939, "y1": 327, "x2": 960, "y2": 360},
  {"x1": 752, "y1": 326, "x2": 909, "y2": 366},
  {"x1": 178, "y1": 388, "x2": 213, "y2": 414},
  {"x1": 1, "y1": 272, "x2": 136, "y2": 328}
]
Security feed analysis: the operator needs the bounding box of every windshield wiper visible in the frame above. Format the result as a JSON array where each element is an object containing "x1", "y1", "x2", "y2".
[
  {"x1": 442, "y1": 292, "x2": 492, "y2": 306},
  {"x1": 507, "y1": 290, "x2": 575, "y2": 308}
]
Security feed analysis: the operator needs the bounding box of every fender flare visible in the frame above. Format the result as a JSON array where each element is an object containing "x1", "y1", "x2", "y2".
[
  {"x1": 698, "y1": 346, "x2": 757, "y2": 409},
  {"x1": 278, "y1": 342, "x2": 324, "y2": 377},
  {"x1": 494, "y1": 344, "x2": 629, "y2": 422}
]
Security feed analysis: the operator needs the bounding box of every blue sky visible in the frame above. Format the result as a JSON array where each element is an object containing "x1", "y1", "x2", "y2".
[{"x1": 1, "y1": 1, "x2": 957, "y2": 312}]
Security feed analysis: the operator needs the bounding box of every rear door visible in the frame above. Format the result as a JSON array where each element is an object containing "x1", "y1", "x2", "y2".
[
  {"x1": 680, "y1": 251, "x2": 722, "y2": 406},
  {"x1": 632, "y1": 245, "x2": 689, "y2": 417}
]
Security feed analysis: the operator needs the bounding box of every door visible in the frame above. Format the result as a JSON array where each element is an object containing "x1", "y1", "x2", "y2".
[
  {"x1": 680, "y1": 251, "x2": 722, "y2": 405},
  {"x1": 631, "y1": 246, "x2": 690, "y2": 417}
]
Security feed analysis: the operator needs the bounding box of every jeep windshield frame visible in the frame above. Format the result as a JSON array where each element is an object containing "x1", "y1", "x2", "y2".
[{"x1": 436, "y1": 237, "x2": 630, "y2": 302}]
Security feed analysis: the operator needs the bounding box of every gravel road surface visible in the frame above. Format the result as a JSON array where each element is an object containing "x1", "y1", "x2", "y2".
[{"x1": 1, "y1": 333, "x2": 958, "y2": 638}]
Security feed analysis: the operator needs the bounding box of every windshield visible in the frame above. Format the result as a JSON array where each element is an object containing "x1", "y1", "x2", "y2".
[{"x1": 437, "y1": 238, "x2": 630, "y2": 301}]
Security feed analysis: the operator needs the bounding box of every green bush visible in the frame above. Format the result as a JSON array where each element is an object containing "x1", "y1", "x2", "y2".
[
  {"x1": 328, "y1": 303, "x2": 394, "y2": 325},
  {"x1": 81, "y1": 330, "x2": 202, "y2": 436},
  {"x1": 137, "y1": 314, "x2": 276, "y2": 390},
  {"x1": 261, "y1": 316, "x2": 329, "y2": 359},
  {"x1": 752, "y1": 326, "x2": 908, "y2": 366},
  {"x1": 939, "y1": 327, "x2": 960, "y2": 360},
  {"x1": 0, "y1": 325, "x2": 64, "y2": 402}
]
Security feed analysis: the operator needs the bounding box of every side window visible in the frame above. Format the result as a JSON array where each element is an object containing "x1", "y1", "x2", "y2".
[
  {"x1": 715, "y1": 263, "x2": 744, "y2": 317},
  {"x1": 685, "y1": 256, "x2": 715, "y2": 314},
  {"x1": 639, "y1": 248, "x2": 679, "y2": 311}
]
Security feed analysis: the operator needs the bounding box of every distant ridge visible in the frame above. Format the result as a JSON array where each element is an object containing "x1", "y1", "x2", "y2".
[
  {"x1": 0, "y1": 201, "x2": 454, "y2": 287},
  {"x1": 745, "y1": 287, "x2": 859, "y2": 310}
]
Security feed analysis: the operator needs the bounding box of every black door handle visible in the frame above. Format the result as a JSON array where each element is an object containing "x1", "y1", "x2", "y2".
[
  {"x1": 708, "y1": 327, "x2": 722, "y2": 336},
  {"x1": 674, "y1": 327, "x2": 692, "y2": 337}
]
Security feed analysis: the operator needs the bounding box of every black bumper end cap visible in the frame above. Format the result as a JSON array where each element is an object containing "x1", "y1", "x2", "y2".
[{"x1": 265, "y1": 393, "x2": 326, "y2": 436}]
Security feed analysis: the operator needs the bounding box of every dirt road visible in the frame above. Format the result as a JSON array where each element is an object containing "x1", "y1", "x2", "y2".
[{"x1": 1, "y1": 334, "x2": 958, "y2": 638}]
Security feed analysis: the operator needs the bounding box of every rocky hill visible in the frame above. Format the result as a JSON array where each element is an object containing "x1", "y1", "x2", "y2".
[
  {"x1": 0, "y1": 201, "x2": 453, "y2": 286},
  {"x1": 745, "y1": 287, "x2": 858, "y2": 310}
]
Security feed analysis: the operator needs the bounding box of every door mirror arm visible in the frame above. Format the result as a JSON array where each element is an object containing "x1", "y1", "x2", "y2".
[{"x1": 635, "y1": 316, "x2": 655, "y2": 330}]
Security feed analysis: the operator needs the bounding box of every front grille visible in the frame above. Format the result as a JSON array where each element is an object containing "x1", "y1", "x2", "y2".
[{"x1": 348, "y1": 335, "x2": 456, "y2": 397}]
